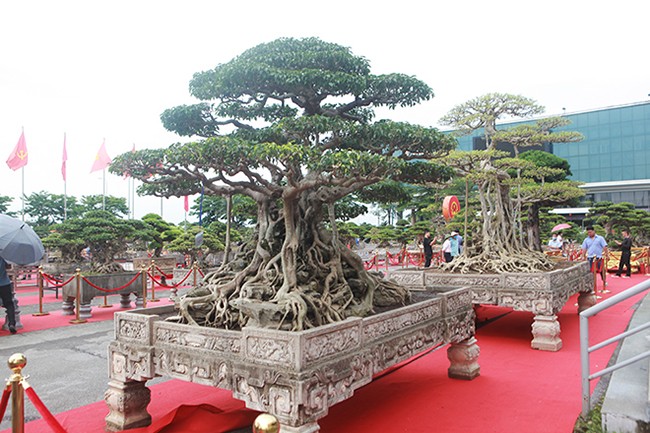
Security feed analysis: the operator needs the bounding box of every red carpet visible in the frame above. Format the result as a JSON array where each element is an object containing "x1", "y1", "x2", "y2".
[
  {"x1": 2, "y1": 273, "x2": 647, "y2": 433},
  {"x1": 0, "y1": 297, "x2": 175, "y2": 336}
]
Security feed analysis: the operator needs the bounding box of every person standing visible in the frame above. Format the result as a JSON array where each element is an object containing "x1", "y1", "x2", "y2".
[
  {"x1": 441, "y1": 235, "x2": 452, "y2": 263},
  {"x1": 614, "y1": 229, "x2": 633, "y2": 278},
  {"x1": 423, "y1": 231, "x2": 433, "y2": 268},
  {"x1": 0, "y1": 257, "x2": 17, "y2": 334},
  {"x1": 450, "y1": 231, "x2": 460, "y2": 260},
  {"x1": 581, "y1": 226, "x2": 608, "y2": 284}
]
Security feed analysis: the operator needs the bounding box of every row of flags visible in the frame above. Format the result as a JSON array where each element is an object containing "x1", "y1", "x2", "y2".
[
  {"x1": 6, "y1": 129, "x2": 193, "y2": 217},
  {"x1": 5, "y1": 130, "x2": 112, "y2": 178}
]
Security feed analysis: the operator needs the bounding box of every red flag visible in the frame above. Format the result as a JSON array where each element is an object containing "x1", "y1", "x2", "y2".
[
  {"x1": 184, "y1": 196, "x2": 189, "y2": 212},
  {"x1": 6, "y1": 130, "x2": 28, "y2": 171},
  {"x1": 90, "y1": 139, "x2": 111, "y2": 173},
  {"x1": 62, "y1": 133, "x2": 68, "y2": 181}
]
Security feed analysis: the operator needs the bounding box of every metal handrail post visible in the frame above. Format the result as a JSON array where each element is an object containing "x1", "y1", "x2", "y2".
[{"x1": 580, "y1": 314, "x2": 590, "y2": 417}]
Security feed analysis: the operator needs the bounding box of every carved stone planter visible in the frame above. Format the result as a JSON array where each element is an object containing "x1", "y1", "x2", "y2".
[
  {"x1": 61, "y1": 272, "x2": 144, "y2": 318},
  {"x1": 389, "y1": 261, "x2": 594, "y2": 351},
  {"x1": 105, "y1": 288, "x2": 479, "y2": 432}
]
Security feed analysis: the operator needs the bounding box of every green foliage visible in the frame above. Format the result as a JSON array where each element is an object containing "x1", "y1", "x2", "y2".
[
  {"x1": 585, "y1": 201, "x2": 650, "y2": 245},
  {"x1": 80, "y1": 195, "x2": 130, "y2": 217},
  {"x1": 43, "y1": 211, "x2": 151, "y2": 265},
  {"x1": 573, "y1": 402, "x2": 604, "y2": 433},
  {"x1": 0, "y1": 196, "x2": 14, "y2": 215},
  {"x1": 165, "y1": 225, "x2": 224, "y2": 263},
  {"x1": 519, "y1": 150, "x2": 572, "y2": 181},
  {"x1": 141, "y1": 213, "x2": 180, "y2": 257},
  {"x1": 190, "y1": 194, "x2": 257, "y2": 228}
]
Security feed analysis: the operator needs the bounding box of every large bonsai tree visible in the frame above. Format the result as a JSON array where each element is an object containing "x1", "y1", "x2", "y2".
[
  {"x1": 440, "y1": 93, "x2": 582, "y2": 273},
  {"x1": 110, "y1": 37, "x2": 455, "y2": 331}
]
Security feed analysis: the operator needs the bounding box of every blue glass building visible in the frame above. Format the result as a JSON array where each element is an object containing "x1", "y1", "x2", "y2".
[{"x1": 451, "y1": 101, "x2": 650, "y2": 211}]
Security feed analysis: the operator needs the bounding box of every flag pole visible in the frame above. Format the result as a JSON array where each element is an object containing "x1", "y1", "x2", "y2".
[
  {"x1": 102, "y1": 168, "x2": 106, "y2": 211},
  {"x1": 21, "y1": 166, "x2": 25, "y2": 221},
  {"x1": 64, "y1": 181, "x2": 67, "y2": 221}
]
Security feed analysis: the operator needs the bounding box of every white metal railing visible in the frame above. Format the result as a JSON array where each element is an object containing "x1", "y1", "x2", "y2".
[{"x1": 580, "y1": 278, "x2": 650, "y2": 417}]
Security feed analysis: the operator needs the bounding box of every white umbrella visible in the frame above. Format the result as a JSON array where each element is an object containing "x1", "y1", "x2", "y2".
[{"x1": 0, "y1": 215, "x2": 45, "y2": 265}]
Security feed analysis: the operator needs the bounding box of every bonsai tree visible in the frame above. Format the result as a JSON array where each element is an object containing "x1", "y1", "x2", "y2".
[
  {"x1": 43, "y1": 210, "x2": 151, "y2": 273},
  {"x1": 110, "y1": 37, "x2": 455, "y2": 330},
  {"x1": 440, "y1": 93, "x2": 581, "y2": 273}
]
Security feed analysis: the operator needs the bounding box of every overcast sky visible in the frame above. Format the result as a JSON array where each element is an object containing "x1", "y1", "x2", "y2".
[{"x1": 1, "y1": 0, "x2": 648, "y2": 224}]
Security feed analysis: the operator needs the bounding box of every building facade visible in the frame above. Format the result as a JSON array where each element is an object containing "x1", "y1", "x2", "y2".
[{"x1": 453, "y1": 101, "x2": 650, "y2": 210}]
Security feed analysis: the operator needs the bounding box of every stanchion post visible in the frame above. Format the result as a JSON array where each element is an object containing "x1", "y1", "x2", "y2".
[
  {"x1": 8, "y1": 353, "x2": 26, "y2": 433},
  {"x1": 32, "y1": 266, "x2": 49, "y2": 317},
  {"x1": 149, "y1": 260, "x2": 159, "y2": 302},
  {"x1": 69, "y1": 268, "x2": 87, "y2": 324},
  {"x1": 193, "y1": 261, "x2": 198, "y2": 288},
  {"x1": 141, "y1": 266, "x2": 148, "y2": 309},
  {"x1": 252, "y1": 413, "x2": 279, "y2": 433}
]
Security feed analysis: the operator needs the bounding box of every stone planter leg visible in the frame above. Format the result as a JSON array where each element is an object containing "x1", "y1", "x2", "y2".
[
  {"x1": 105, "y1": 379, "x2": 152, "y2": 432},
  {"x1": 61, "y1": 297, "x2": 75, "y2": 315},
  {"x1": 120, "y1": 294, "x2": 132, "y2": 309},
  {"x1": 79, "y1": 302, "x2": 93, "y2": 319},
  {"x1": 447, "y1": 337, "x2": 481, "y2": 380},
  {"x1": 135, "y1": 294, "x2": 144, "y2": 308},
  {"x1": 531, "y1": 315, "x2": 562, "y2": 351},
  {"x1": 577, "y1": 291, "x2": 597, "y2": 314}
]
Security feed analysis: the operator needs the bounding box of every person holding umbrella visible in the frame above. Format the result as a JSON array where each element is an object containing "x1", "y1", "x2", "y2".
[
  {"x1": 0, "y1": 214, "x2": 46, "y2": 333},
  {"x1": 0, "y1": 257, "x2": 17, "y2": 333}
]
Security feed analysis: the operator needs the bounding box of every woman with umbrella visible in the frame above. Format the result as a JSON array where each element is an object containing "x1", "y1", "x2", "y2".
[{"x1": 0, "y1": 214, "x2": 46, "y2": 334}]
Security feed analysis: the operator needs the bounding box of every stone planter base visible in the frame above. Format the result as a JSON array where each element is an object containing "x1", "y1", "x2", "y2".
[
  {"x1": 389, "y1": 261, "x2": 594, "y2": 351},
  {"x1": 105, "y1": 288, "x2": 478, "y2": 432},
  {"x1": 62, "y1": 272, "x2": 144, "y2": 318}
]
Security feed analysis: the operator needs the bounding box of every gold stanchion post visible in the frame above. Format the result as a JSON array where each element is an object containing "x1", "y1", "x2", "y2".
[
  {"x1": 602, "y1": 251, "x2": 610, "y2": 294},
  {"x1": 8, "y1": 353, "x2": 26, "y2": 433},
  {"x1": 98, "y1": 294, "x2": 113, "y2": 308},
  {"x1": 252, "y1": 413, "x2": 279, "y2": 433},
  {"x1": 149, "y1": 260, "x2": 159, "y2": 302},
  {"x1": 141, "y1": 265, "x2": 148, "y2": 309},
  {"x1": 69, "y1": 268, "x2": 87, "y2": 324},
  {"x1": 32, "y1": 266, "x2": 49, "y2": 317},
  {"x1": 193, "y1": 261, "x2": 198, "y2": 288}
]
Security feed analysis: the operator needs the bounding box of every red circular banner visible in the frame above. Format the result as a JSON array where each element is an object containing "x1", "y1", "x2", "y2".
[{"x1": 442, "y1": 195, "x2": 461, "y2": 221}]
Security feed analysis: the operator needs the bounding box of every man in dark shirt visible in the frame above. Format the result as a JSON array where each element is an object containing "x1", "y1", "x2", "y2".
[
  {"x1": 614, "y1": 229, "x2": 633, "y2": 278},
  {"x1": 423, "y1": 231, "x2": 433, "y2": 268}
]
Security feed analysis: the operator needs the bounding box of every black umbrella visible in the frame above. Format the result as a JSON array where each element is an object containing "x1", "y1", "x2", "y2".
[{"x1": 0, "y1": 215, "x2": 45, "y2": 265}]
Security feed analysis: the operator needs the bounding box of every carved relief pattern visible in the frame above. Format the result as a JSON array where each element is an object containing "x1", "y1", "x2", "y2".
[
  {"x1": 444, "y1": 290, "x2": 472, "y2": 315},
  {"x1": 390, "y1": 272, "x2": 424, "y2": 286},
  {"x1": 117, "y1": 318, "x2": 146, "y2": 341},
  {"x1": 445, "y1": 311, "x2": 475, "y2": 343},
  {"x1": 504, "y1": 275, "x2": 548, "y2": 290},
  {"x1": 247, "y1": 336, "x2": 295, "y2": 366},
  {"x1": 304, "y1": 328, "x2": 360, "y2": 362},
  {"x1": 426, "y1": 274, "x2": 501, "y2": 288},
  {"x1": 154, "y1": 326, "x2": 241, "y2": 354},
  {"x1": 363, "y1": 302, "x2": 442, "y2": 341},
  {"x1": 471, "y1": 288, "x2": 497, "y2": 304}
]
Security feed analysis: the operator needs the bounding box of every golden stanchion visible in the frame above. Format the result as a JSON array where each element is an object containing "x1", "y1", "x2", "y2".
[
  {"x1": 192, "y1": 262, "x2": 199, "y2": 288},
  {"x1": 252, "y1": 413, "x2": 279, "y2": 433},
  {"x1": 98, "y1": 294, "x2": 113, "y2": 308},
  {"x1": 149, "y1": 260, "x2": 159, "y2": 302},
  {"x1": 646, "y1": 246, "x2": 650, "y2": 276},
  {"x1": 141, "y1": 266, "x2": 148, "y2": 309},
  {"x1": 32, "y1": 266, "x2": 49, "y2": 317},
  {"x1": 69, "y1": 268, "x2": 87, "y2": 324},
  {"x1": 8, "y1": 353, "x2": 26, "y2": 433}
]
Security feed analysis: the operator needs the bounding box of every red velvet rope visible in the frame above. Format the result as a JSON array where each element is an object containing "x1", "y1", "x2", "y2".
[
  {"x1": 198, "y1": 267, "x2": 205, "y2": 277},
  {"x1": 24, "y1": 385, "x2": 66, "y2": 433},
  {"x1": 147, "y1": 270, "x2": 192, "y2": 289},
  {"x1": 0, "y1": 385, "x2": 10, "y2": 421},
  {"x1": 41, "y1": 272, "x2": 75, "y2": 287},
  {"x1": 363, "y1": 255, "x2": 377, "y2": 270},
  {"x1": 153, "y1": 265, "x2": 174, "y2": 279},
  {"x1": 81, "y1": 271, "x2": 142, "y2": 293}
]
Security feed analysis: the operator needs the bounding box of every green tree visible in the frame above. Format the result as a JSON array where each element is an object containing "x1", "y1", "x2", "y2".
[
  {"x1": 0, "y1": 196, "x2": 14, "y2": 215},
  {"x1": 440, "y1": 93, "x2": 580, "y2": 273},
  {"x1": 166, "y1": 224, "x2": 224, "y2": 265},
  {"x1": 111, "y1": 37, "x2": 455, "y2": 330},
  {"x1": 24, "y1": 191, "x2": 82, "y2": 227},
  {"x1": 585, "y1": 202, "x2": 650, "y2": 245},
  {"x1": 190, "y1": 194, "x2": 257, "y2": 228},
  {"x1": 43, "y1": 210, "x2": 150, "y2": 272},
  {"x1": 141, "y1": 213, "x2": 180, "y2": 257},
  {"x1": 80, "y1": 195, "x2": 129, "y2": 217}
]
